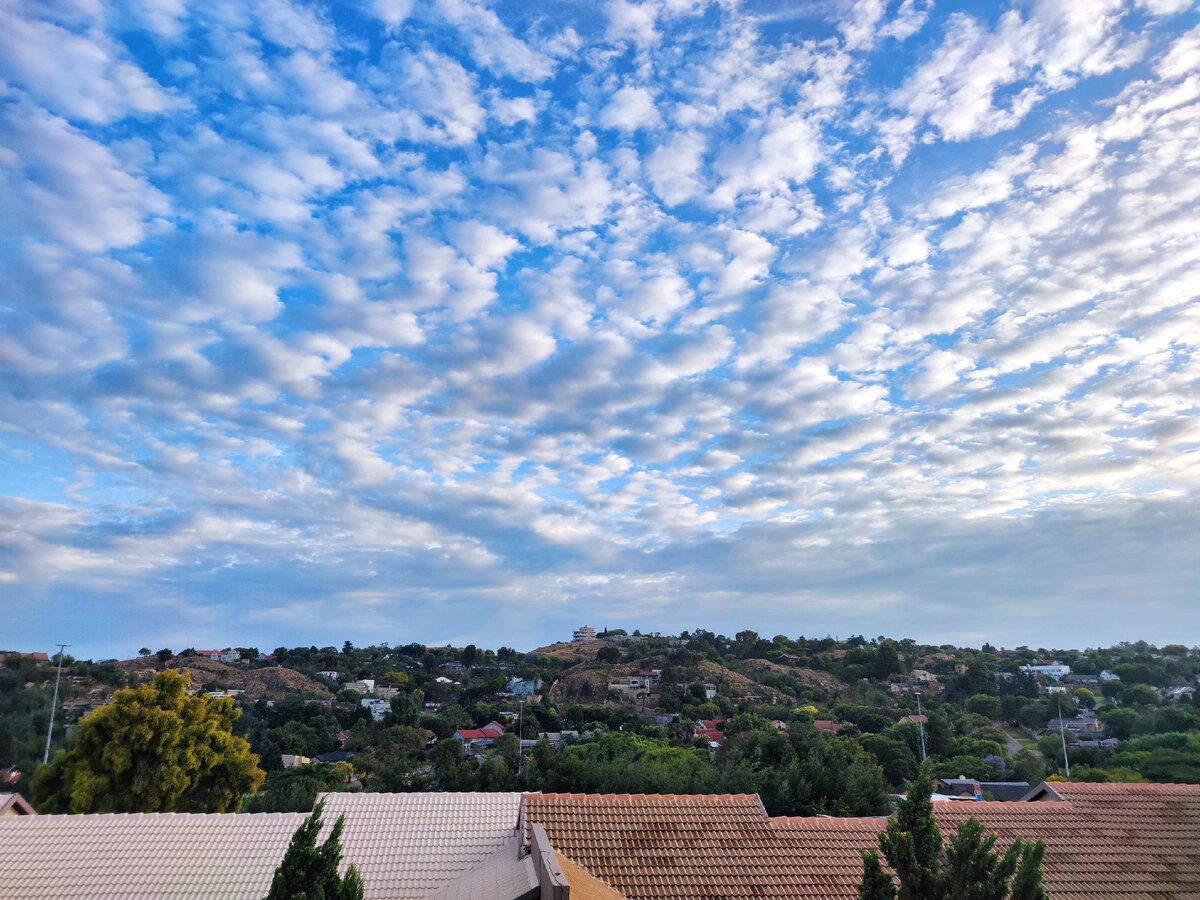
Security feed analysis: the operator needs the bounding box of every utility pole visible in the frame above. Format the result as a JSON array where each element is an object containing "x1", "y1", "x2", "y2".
[
  {"x1": 517, "y1": 698, "x2": 525, "y2": 777},
  {"x1": 43, "y1": 643, "x2": 69, "y2": 764},
  {"x1": 1057, "y1": 693, "x2": 1071, "y2": 780},
  {"x1": 916, "y1": 692, "x2": 927, "y2": 762}
]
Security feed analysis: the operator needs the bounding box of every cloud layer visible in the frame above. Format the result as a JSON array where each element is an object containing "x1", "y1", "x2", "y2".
[{"x1": 1, "y1": 0, "x2": 1198, "y2": 657}]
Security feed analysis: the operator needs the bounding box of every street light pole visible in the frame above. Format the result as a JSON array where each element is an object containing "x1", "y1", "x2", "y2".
[
  {"x1": 1057, "y1": 693, "x2": 1071, "y2": 780},
  {"x1": 916, "y1": 692, "x2": 927, "y2": 762},
  {"x1": 43, "y1": 643, "x2": 69, "y2": 765}
]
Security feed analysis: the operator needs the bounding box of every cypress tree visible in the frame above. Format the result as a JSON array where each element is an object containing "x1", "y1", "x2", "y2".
[{"x1": 264, "y1": 800, "x2": 364, "y2": 900}]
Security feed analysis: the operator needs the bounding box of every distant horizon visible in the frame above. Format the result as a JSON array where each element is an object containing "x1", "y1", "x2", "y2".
[{"x1": 2, "y1": 1, "x2": 1197, "y2": 659}]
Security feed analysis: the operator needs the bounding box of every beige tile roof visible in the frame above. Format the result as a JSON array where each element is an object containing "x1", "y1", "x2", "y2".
[
  {"x1": 0, "y1": 792, "x2": 36, "y2": 815},
  {"x1": 0, "y1": 811, "x2": 307, "y2": 899},
  {"x1": 423, "y1": 833, "x2": 538, "y2": 900},
  {"x1": 318, "y1": 791, "x2": 526, "y2": 900}
]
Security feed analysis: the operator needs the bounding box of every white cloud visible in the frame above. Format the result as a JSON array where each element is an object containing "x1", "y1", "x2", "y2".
[{"x1": 599, "y1": 85, "x2": 662, "y2": 131}]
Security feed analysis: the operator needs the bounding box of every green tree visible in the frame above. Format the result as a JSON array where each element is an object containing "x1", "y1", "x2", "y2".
[
  {"x1": 858, "y1": 764, "x2": 1047, "y2": 900},
  {"x1": 1072, "y1": 688, "x2": 1096, "y2": 710},
  {"x1": 1098, "y1": 706, "x2": 1139, "y2": 740},
  {"x1": 264, "y1": 799, "x2": 363, "y2": 900},
  {"x1": 33, "y1": 670, "x2": 264, "y2": 813}
]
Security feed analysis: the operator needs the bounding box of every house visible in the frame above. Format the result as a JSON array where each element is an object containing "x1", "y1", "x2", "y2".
[
  {"x1": 317, "y1": 670, "x2": 343, "y2": 681},
  {"x1": 608, "y1": 672, "x2": 659, "y2": 698},
  {"x1": 1046, "y1": 710, "x2": 1103, "y2": 734},
  {"x1": 0, "y1": 792, "x2": 551, "y2": 900},
  {"x1": 898, "y1": 714, "x2": 928, "y2": 725},
  {"x1": 361, "y1": 698, "x2": 390, "y2": 721},
  {"x1": 313, "y1": 751, "x2": 357, "y2": 764},
  {"x1": 534, "y1": 731, "x2": 579, "y2": 749},
  {"x1": 0, "y1": 794, "x2": 35, "y2": 816},
  {"x1": 1020, "y1": 663, "x2": 1071, "y2": 680},
  {"x1": 4, "y1": 784, "x2": 1200, "y2": 899},
  {"x1": 571, "y1": 626, "x2": 597, "y2": 643},
  {"x1": 0, "y1": 652, "x2": 49, "y2": 662},
  {"x1": 1100, "y1": 669, "x2": 1121, "y2": 682},
  {"x1": 452, "y1": 721, "x2": 507, "y2": 747},
  {"x1": 440, "y1": 661, "x2": 467, "y2": 673},
  {"x1": 195, "y1": 649, "x2": 240, "y2": 664},
  {"x1": 528, "y1": 783, "x2": 1200, "y2": 900},
  {"x1": 933, "y1": 777, "x2": 1032, "y2": 802},
  {"x1": 507, "y1": 677, "x2": 539, "y2": 696},
  {"x1": 813, "y1": 719, "x2": 840, "y2": 732},
  {"x1": 347, "y1": 679, "x2": 376, "y2": 695}
]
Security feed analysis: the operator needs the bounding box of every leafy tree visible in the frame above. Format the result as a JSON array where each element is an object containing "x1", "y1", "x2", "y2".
[
  {"x1": 1098, "y1": 706, "x2": 1139, "y2": 740},
  {"x1": 1072, "y1": 688, "x2": 1096, "y2": 710},
  {"x1": 858, "y1": 764, "x2": 1047, "y2": 900},
  {"x1": 967, "y1": 695, "x2": 1002, "y2": 719},
  {"x1": 1122, "y1": 684, "x2": 1160, "y2": 708},
  {"x1": 33, "y1": 670, "x2": 264, "y2": 813},
  {"x1": 263, "y1": 799, "x2": 363, "y2": 900}
]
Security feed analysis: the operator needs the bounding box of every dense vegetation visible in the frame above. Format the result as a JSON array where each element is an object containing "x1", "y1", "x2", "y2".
[{"x1": 4, "y1": 634, "x2": 1199, "y2": 815}]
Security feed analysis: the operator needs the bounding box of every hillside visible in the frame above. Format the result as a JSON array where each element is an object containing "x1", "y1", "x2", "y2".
[
  {"x1": 118, "y1": 656, "x2": 332, "y2": 700},
  {"x1": 734, "y1": 658, "x2": 849, "y2": 694},
  {"x1": 531, "y1": 641, "x2": 619, "y2": 664}
]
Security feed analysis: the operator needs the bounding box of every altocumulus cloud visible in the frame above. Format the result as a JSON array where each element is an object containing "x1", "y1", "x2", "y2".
[{"x1": 1, "y1": 0, "x2": 1198, "y2": 657}]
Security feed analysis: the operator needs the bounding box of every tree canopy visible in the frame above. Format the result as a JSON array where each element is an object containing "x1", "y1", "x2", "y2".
[{"x1": 33, "y1": 669, "x2": 264, "y2": 813}]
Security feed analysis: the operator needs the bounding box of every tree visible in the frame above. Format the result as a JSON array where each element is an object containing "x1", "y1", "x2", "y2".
[
  {"x1": 264, "y1": 799, "x2": 363, "y2": 900},
  {"x1": 1098, "y1": 706, "x2": 1139, "y2": 740},
  {"x1": 858, "y1": 764, "x2": 1047, "y2": 900},
  {"x1": 33, "y1": 670, "x2": 264, "y2": 813}
]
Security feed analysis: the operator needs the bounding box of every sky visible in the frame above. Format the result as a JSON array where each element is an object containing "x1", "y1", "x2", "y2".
[{"x1": 1, "y1": 0, "x2": 1198, "y2": 661}]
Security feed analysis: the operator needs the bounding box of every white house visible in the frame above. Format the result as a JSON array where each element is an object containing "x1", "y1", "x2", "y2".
[
  {"x1": 361, "y1": 698, "x2": 390, "y2": 722},
  {"x1": 1020, "y1": 664, "x2": 1071, "y2": 680}
]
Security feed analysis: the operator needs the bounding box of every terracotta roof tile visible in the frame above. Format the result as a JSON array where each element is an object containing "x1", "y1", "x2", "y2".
[
  {"x1": 529, "y1": 785, "x2": 1200, "y2": 899},
  {"x1": 772, "y1": 783, "x2": 1200, "y2": 900},
  {"x1": 525, "y1": 793, "x2": 861, "y2": 899}
]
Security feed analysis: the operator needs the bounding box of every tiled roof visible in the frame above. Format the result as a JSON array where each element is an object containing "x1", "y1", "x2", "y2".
[
  {"x1": 771, "y1": 782, "x2": 1200, "y2": 900},
  {"x1": 557, "y1": 853, "x2": 629, "y2": 900},
  {"x1": 423, "y1": 833, "x2": 538, "y2": 900},
  {"x1": 524, "y1": 792, "x2": 858, "y2": 899},
  {"x1": 0, "y1": 792, "x2": 36, "y2": 815},
  {"x1": 318, "y1": 791, "x2": 526, "y2": 900},
  {"x1": 0, "y1": 811, "x2": 307, "y2": 899}
]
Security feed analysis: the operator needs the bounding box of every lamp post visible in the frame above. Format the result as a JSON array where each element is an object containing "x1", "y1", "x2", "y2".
[
  {"x1": 1057, "y1": 693, "x2": 1071, "y2": 780},
  {"x1": 43, "y1": 643, "x2": 69, "y2": 765},
  {"x1": 517, "y1": 698, "x2": 525, "y2": 777},
  {"x1": 916, "y1": 692, "x2": 927, "y2": 762}
]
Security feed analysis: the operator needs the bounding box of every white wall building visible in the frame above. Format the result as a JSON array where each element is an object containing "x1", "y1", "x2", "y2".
[{"x1": 1020, "y1": 664, "x2": 1071, "y2": 680}]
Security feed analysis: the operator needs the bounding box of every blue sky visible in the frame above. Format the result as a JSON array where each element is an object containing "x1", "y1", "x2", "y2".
[{"x1": 2, "y1": 0, "x2": 1198, "y2": 660}]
